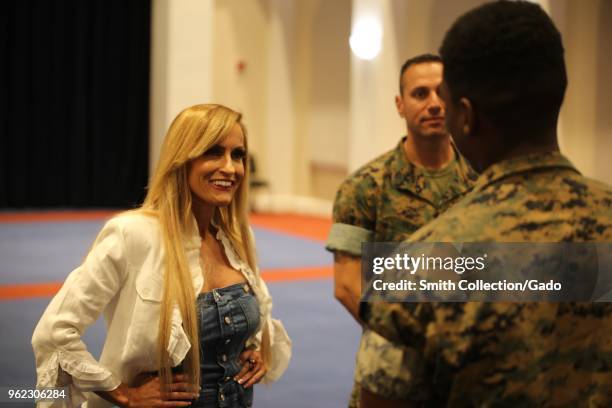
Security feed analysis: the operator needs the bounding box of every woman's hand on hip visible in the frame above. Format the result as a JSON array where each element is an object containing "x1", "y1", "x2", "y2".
[
  {"x1": 125, "y1": 373, "x2": 199, "y2": 407},
  {"x1": 235, "y1": 349, "x2": 267, "y2": 388}
]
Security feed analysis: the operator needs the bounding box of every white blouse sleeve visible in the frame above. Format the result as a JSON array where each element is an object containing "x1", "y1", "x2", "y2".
[
  {"x1": 31, "y1": 218, "x2": 128, "y2": 402},
  {"x1": 254, "y1": 275, "x2": 292, "y2": 384}
]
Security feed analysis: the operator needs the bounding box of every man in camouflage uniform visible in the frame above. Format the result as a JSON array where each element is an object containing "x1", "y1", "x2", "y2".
[
  {"x1": 360, "y1": 1, "x2": 612, "y2": 406},
  {"x1": 326, "y1": 54, "x2": 477, "y2": 407}
]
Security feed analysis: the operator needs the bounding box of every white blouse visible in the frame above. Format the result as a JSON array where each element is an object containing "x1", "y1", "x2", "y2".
[{"x1": 32, "y1": 211, "x2": 292, "y2": 408}]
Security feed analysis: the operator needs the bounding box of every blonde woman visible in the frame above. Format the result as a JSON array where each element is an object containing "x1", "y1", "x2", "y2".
[{"x1": 32, "y1": 104, "x2": 292, "y2": 408}]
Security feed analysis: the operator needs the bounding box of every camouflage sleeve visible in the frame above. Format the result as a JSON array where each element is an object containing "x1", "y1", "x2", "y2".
[
  {"x1": 325, "y1": 223, "x2": 373, "y2": 256},
  {"x1": 358, "y1": 301, "x2": 434, "y2": 401},
  {"x1": 359, "y1": 301, "x2": 432, "y2": 348},
  {"x1": 326, "y1": 174, "x2": 378, "y2": 255}
]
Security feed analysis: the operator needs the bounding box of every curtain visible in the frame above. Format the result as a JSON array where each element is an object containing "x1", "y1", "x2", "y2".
[{"x1": 0, "y1": 0, "x2": 151, "y2": 208}]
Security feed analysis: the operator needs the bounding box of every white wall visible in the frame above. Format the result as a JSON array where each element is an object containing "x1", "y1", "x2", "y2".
[
  {"x1": 149, "y1": 0, "x2": 612, "y2": 214},
  {"x1": 212, "y1": 0, "x2": 270, "y2": 172},
  {"x1": 307, "y1": 0, "x2": 351, "y2": 173},
  {"x1": 558, "y1": 0, "x2": 612, "y2": 185},
  {"x1": 149, "y1": 0, "x2": 214, "y2": 175},
  {"x1": 593, "y1": 1, "x2": 612, "y2": 186}
]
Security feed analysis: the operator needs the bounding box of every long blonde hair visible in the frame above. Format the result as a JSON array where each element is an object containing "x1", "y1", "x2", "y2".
[{"x1": 141, "y1": 104, "x2": 261, "y2": 391}]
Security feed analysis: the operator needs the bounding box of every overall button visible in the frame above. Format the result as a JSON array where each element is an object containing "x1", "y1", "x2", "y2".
[
  {"x1": 224, "y1": 316, "x2": 231, "y2": 325},
  {"x1": 224, "y1": 376, "x2": 231, "y2": 382},
  {"x1": 219, "y1": 393, "x2": 225, "y2": 401},
  {"x1": 221, "y1": 354, "x2": 228, "y2": 362},
  {"x1": 224, "y1": 338, "x2": 231, "y2": 344},
  {"x1": 243, "y1": 284, "x2": 249, "y2": 293}
]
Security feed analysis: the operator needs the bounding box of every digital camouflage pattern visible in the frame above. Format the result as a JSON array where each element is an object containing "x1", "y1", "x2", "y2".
[
  {"x1": 352, "y1": 329, "x2": 426, "y2": 401},
  {"x1": 331, "y1": 138, "x2": 477, "y2": 405},
  {"x1": 332, "y1": 137, "x2": 478, "y2": 244},
  {"x1": 362, "y1": 151, "x2": 612, "y2": 406}
]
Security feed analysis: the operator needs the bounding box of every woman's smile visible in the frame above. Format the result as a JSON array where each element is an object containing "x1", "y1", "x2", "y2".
[{"x1": 189, "y1": 124, "x2": 246, "y2": 208}]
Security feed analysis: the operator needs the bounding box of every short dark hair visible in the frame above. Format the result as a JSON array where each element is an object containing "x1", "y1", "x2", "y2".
[
  {"x1": 440, "y1": 0, "x2": 567, "y2": 137},
  {"x1": 399, "y1": 54, "x2": 442, "y2": 94}
]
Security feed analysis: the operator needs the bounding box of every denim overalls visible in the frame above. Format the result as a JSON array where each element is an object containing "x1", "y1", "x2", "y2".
[{"x1": 192, "y1": 282, "x2": 260, "y2": 408}]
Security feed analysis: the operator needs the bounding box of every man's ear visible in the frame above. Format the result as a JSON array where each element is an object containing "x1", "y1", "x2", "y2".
[
  {"x1": 395, "y1": 95, "x2": 404, "y2": 118},
  {"x1": 459, "y1": 97, "x2": 474, "y2": 137}
]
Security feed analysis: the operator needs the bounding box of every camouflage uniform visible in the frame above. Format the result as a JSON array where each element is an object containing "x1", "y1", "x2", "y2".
[
  {"x1": 326, "y1": 137, "x2": 477, "y2": 406},
  {"x1": 361, "y1": 152, "x2": 612, "y2": 406}
]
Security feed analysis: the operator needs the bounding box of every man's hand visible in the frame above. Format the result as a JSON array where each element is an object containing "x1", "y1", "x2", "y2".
[{"x1": 333, "y1": 252, "x2": 363, "y2": 324}]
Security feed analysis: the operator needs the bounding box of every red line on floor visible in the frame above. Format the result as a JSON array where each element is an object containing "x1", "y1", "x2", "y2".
[
  {"x1": 0, "y1": 266, "x2": 332, "y2": 301},
  {"x1": 249, "y1": 213, "x2": 332, "y2": 242},
  {"x1": 0, "y1": 210, "x2": 119, "y2": 223},
  {"x1": 261, "y1": 266, "x2": 332, "y2": 282},
  {"x1": 0, "y1": 282, "x2": 64, "y2": 301}
]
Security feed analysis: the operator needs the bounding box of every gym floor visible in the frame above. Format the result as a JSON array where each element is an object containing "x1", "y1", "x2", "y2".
[{"x1": 0, "y1": 211, "x2": 360, "y2": 407}]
